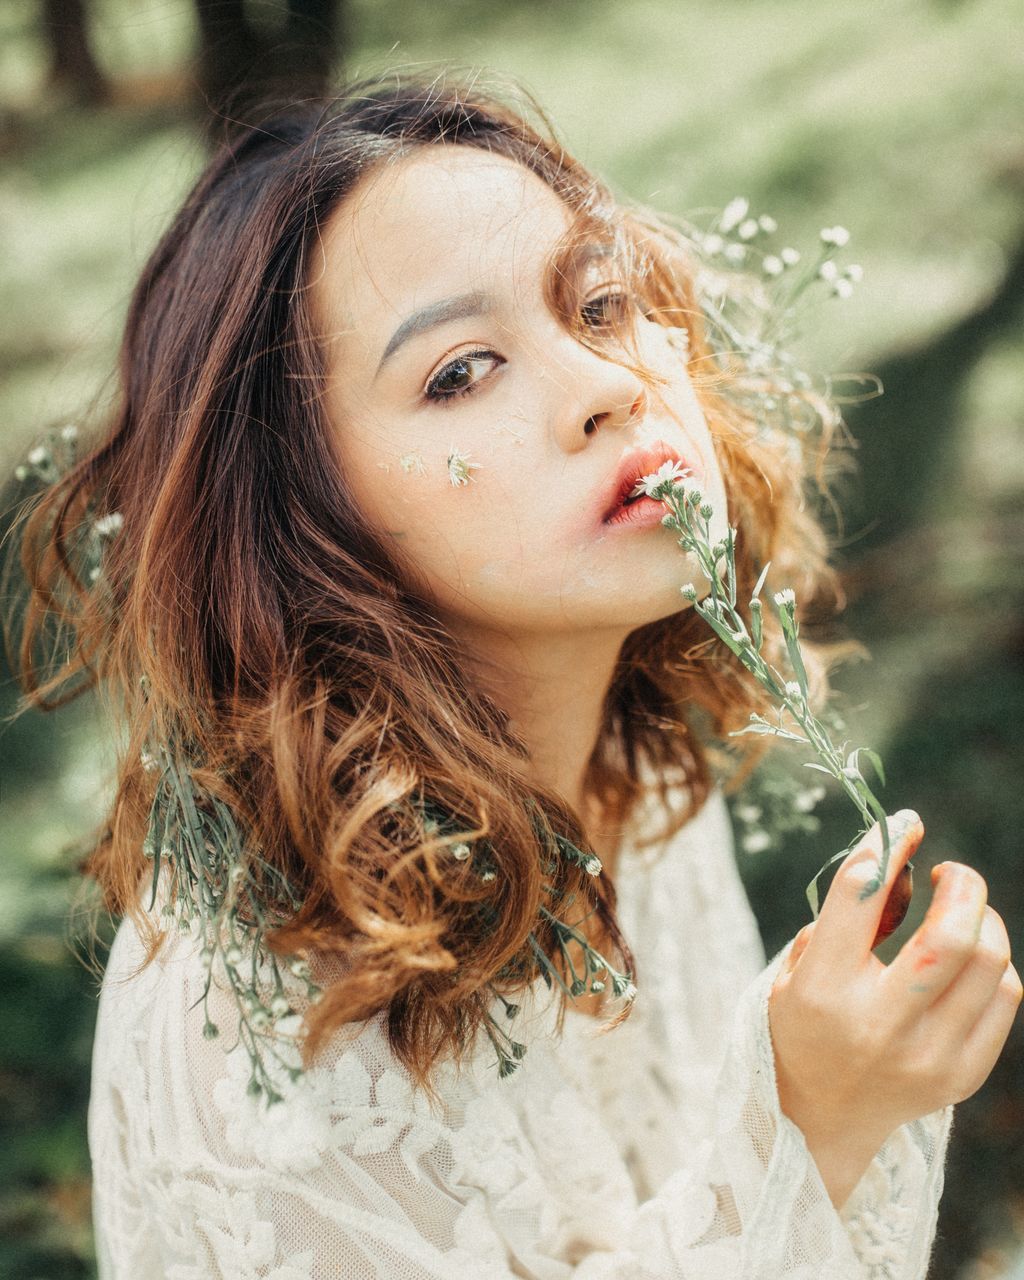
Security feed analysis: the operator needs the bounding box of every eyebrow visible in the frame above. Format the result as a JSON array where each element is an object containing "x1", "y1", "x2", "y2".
[{"x1": 375, "y1": 290, "x2": 499, "y2": 378}]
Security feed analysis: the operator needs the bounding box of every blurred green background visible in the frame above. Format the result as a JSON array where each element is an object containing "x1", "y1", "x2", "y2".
[{"x1": 1, "y1": 1, "x2": 1021, "y2": 1276}]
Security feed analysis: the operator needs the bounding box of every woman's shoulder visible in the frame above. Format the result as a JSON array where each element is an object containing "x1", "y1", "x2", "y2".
[{"x1": 91, "y1": 900, "x2": 519, "y2": 1168}]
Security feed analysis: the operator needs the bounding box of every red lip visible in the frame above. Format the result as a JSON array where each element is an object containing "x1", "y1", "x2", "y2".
[{"x1": 598, "y1": 442, "x2": 701, "y2": 523}]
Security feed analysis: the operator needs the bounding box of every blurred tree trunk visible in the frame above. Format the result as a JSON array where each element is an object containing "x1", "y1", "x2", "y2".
[
  {"x1": 194, "y1": 0, "x2": 346, "y2": 117},
  {"x1": 40, "y1": 0, "x2": 109, "y2": 105}
]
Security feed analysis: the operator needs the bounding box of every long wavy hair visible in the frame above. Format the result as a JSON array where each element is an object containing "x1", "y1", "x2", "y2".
[{"x1": 2, "y1": 72, "x2": 857, "y2": 1095}]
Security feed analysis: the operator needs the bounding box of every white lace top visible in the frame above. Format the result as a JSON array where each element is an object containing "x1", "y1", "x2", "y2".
[{"x1": 88, "y1": 785, "x2": 953, "y2": 1279}]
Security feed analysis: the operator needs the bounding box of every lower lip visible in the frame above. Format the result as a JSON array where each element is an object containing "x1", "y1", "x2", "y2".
[{"x1": 602, "y1": 495, "x2": 672, "y2": 529}]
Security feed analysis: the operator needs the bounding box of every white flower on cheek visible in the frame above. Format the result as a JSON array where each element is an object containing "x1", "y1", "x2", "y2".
[
  {"x1": 447, "y1": 449, "x2": 483, "y2": 487},
  {"x1": 399, "y1": 451, "x2": 426, "y2": 475}
]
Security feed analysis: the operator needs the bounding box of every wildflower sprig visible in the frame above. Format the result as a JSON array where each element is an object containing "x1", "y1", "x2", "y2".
[
  {"x1": 691, "y1": 198, "x2": 866, "y2": 444},
  {"x1": 139, "y1": 724, "x2": 323, "y2": 1105},
  {"x1": 639, "y1": 468, "x2": 894, "y2": 913},
  {"x1": 409, "y1": 797, "x2": 634, "y2": 1081}
]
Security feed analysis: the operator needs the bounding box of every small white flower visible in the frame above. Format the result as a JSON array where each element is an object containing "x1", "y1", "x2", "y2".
[
  {"x1": 583, "y1": 854, "x2": 603, "y2": 876},
  {"x1": 784, "y1": 681, "x2": 803, "y2": 698},
  {"x1": 27, "y1": 446, "x2": 49, "y2": 466},
  {"x1": 817, "y1": 260, "x2": 839, "y2": 283},
  {"x1": 720, "y1": 196, "x2": 750, "y2": 233},
  {"x1": 225, "y1": 945, "x2": 244, "y2": 966},
  {"x1": 723, "y1": 242, "x2": 746, "y2": 264},
  {"x1": 735, "y1": 803, "x2": 762, "y2": 823},
  {"x1": 832, "y1": 278, "x2": 854, "y2": 299},
  {"x1": 737, "y1": 218, "x2": 760, "y2": 241},
  {"x1": 680, "y1": 583, "x2": 698, "y2": 601},
  {"x1": 794, "y1": 789, "x2": 821, "y2": 813},
  {"x1": 447, "y1": 450, "x2": 482, "y2": 487},
  {"x1": 702, "y1": 232, "x2": 724, "y2": 255},
  {"x1": 94, "y1": 511, "x2": 124, "y2": 538},
  {"x1": 844, "y1": 263, "x2": 863, "y2": 282},
  {"x1": 140, "y1": 749, "x2": 159, "y2": 773},
  {"x1": 742, "y1": 830, "x2": 772, "y2": 854},
  {"x1": 631, "y1": 459, "x2": 692, "y2": 499},
  {"x1": 820, "y1": 225, "x2": 850, "y2": 247},
  {"x1": 450, "y1": 842, "x2": 472, "y2": 861},
  {"x1": 15, "y1": 465, "x2": 27, "y2": 481},
  {"x1": 758, "y1": 214, "x2": 778, "y2": 234},
  {"x1": 88, "y1": 565, "x2": 102, "y2": 582},
  {"x1": 780, "y1": 247, "x2": 800, "y2": 267},
  {"x1": 761, "y1": 255, "x2": 784, "y2": 277},
  {"x1": 480, "y1": 869, "x2": 497, "y2": 882},
  {"x1": 399, "y1": 451, "x2": 426, "y2": 475},
  {"x1": 773, "y1": 588, "x2": 796, "y2": 607},
  {"x1": 60, "y1": 423, "x2": 78, "y2": 442},
  {"x1": 270, "y1": 995, "x2": 292, "y2": 1018}
]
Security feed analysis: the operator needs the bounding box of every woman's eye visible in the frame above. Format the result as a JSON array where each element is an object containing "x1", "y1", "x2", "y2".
[
  {"x1": 424, "y1": 350, "x2": 501, "y2": 404},
  {"x1": 580, "y1": 290, "x2": 635, "y2": 330}
]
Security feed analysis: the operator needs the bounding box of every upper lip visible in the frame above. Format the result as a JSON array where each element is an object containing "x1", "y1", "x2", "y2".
[{"x1": 598, "y1": 441, "x2": 701, "y2": 522}]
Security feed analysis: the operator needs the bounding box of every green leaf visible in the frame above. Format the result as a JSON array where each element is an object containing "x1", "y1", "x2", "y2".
[
  {"x1": 804, "y1": 839, "x2": 861, "y2": 917},
  {"x1": 751, "y1": 559, "x2": 772, "y2": 601},
  {"x1": 861, "y1": 748, "x2": 886, "y2": 788}
]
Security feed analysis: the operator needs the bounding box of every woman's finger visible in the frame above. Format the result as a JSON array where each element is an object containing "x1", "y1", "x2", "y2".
[
  {"x1": 781, "y1": 923, "x2": 815, "y2": 977},
  {"x1": 801, "y1": 811, "x2": 922, "y2": 977},
  {"x1": 951, "y1": 962, "x2": 1024, "y2": 1102},
  {"x1": 908, "y1": 906, "x2": 1010, "y2": 1044},
  {"x1": 882, "y1": 861, "x2": 989, "y2": 1022}
]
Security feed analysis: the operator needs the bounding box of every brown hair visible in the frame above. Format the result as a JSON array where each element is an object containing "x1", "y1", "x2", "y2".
[{"x1": 2, "y1": 71, "x2": 855, "y2": 1097}]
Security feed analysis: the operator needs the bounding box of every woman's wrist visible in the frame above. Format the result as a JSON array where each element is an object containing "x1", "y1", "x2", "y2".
[{"x1": 800, "y1": 1124, "x2": 894, "y2": 1210}]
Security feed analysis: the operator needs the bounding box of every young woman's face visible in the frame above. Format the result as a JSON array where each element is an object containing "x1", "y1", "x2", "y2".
[{"x1": 313, "y1": 146, "x2": 729, "y2": 640}]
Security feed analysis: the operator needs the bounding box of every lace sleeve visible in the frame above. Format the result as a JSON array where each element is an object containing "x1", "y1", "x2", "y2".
[{"x1": 585, "y1": 784, "x2": 955, "y2": 1280}]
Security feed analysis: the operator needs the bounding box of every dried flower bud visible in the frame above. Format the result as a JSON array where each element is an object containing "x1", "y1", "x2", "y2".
[
  {"x1": 820, "y1": 225, "x2": 851, "y2": 247},
  {"x1": 720, "y1": 196, "x2": 749, "y2": 232},
  {"x1": 681, "y1": 583, "x2": 698, "y2": 601},
  {"x1": 742, "y1": 830, "x2": 772, "y2": 854}
]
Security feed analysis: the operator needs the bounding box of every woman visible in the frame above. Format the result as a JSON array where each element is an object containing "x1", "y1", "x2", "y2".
[{"x1": 8, "y1": 74, "x2": 1019, "y2": 1278}]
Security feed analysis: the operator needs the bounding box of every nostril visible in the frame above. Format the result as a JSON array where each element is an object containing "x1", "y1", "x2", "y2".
[{"x1": 584, "y1": 417, "x2": 598, "y2": 436}]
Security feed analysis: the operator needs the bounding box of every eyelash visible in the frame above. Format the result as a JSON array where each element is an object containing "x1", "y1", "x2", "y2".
[{"x1": 422, "y1": 290, "x2": 639, "y2": 407}]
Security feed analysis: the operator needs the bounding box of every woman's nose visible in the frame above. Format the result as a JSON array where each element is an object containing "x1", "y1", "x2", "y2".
[{"x1": 546, "y1": 337, "x2": 648, "y2": 453}]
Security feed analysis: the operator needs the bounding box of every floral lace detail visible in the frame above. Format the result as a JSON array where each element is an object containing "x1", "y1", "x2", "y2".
[
  {"x1": 140, "y1": 1162, "x2": 315, "y2": 1279},
  {"x1": 839, "y1": 1110, "x2": 954, "y2": 1279}
]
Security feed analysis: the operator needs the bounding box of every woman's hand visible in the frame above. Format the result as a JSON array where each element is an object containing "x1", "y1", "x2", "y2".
[{"x1": 768, "y1": 810, "x2": 1022, "y2": 1208}]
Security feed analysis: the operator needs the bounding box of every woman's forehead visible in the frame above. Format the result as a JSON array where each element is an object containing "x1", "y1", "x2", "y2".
[{"x1": 314, "y1": 147, "x2": 586, "y2": 338}]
